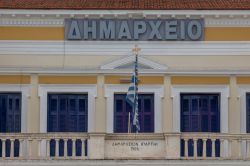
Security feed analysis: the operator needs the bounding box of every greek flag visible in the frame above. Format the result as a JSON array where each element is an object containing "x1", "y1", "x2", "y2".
[{"x1": 126, "y1": 55, "x2": 140, "y2": 133}]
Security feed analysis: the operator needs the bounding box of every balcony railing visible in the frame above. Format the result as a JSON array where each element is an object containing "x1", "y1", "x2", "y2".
[
  {"x1": 0, "y1": 133, "x2": 88, "y2": 160},
  {"x1": 0, "y1": 132, "x2": 249, "y2": 160},
  {"x1": 180, "y1": 133, "x2": 250, "y2": 160}
]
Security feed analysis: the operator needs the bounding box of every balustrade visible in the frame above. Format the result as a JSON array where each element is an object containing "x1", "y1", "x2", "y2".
[
  {"x1": 0, "y1": 133, "x2": 88, "y2": 160},
  {"x1": 0, "y1": 133, "x2": 248, "y2": 160}
]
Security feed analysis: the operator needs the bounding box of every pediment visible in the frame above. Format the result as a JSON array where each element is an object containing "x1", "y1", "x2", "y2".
[{"x1": 100, "y1": 56, "x2": 167, "y2": 70}]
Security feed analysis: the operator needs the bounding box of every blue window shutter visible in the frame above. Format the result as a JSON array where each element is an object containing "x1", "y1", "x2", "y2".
[
  {"x1": 114, "y1": 94, "x2": 154, "y2": 133},
  {"x1": 48, "y1": 94, "x2": 88, "y2": 132}
]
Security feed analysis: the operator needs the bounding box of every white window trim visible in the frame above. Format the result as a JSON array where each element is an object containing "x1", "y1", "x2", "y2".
[
  {"x1": 38, "y1": 84, "x2": 97, "y2": 133},
  {"x1": 104, "y1": 84, "x2": 164, "y2": 133},
  {"x1": 171, "y1": 85, "x2": 229, "y2": 133},
  {"x1": 238, "y1": 85, "x2": 250, "y2": 134},
  {"x1": 237, "y1": 85, "x2": 250, "y2": 158},
  {"x1": 0, "y1": 84, "x2": 30, "y2": 133}
]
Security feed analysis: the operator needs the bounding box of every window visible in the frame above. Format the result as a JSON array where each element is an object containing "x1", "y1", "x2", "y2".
[
  {"x1": 114, "y1": 94, "x2": 154, "y2": 133},
  {"x1": 47, "y1": 94, "x2": 88, "y2": 132},
  {"x1": 246, "y1": 94, "x2": 250, "y2": 133},
  {"x1": 181, "y1": 94, "x2": 220, "y2": 132},
  {"x1": 47, "y1": 94, "x2": 88, "y2": 157},
  {"x1": 0, "y1": 93, "x2": 21, "y2": 133},
  {"x1": 180, "y1": 94, "x2": 220, "y2": 157},
  {"x1": 0, "y1": 93, "x2": 21, "y2": 157}
]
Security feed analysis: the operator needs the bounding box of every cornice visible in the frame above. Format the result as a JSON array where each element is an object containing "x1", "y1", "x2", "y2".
[
  {"x1": 0, "y1": 18, "x2": 64, "y2": 27},
  {"x1": 0, "y1": 41, "x2": 249, "y2": 56},
  {"x1": 0, "y1": 10, "x2": 249, "y2": 27}
]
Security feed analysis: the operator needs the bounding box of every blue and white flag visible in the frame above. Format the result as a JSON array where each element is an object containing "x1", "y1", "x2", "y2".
[{"x1": 126, "y1": 55, "x2": 140, "y2": 133}]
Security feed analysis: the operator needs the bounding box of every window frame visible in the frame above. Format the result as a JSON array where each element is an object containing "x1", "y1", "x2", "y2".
[
  {"x1": 180, "y1": 93, "x2": 220, "y2": 132},
  {"x1": 104, "y1": 85, "x2": 164, "y2": 133},
  {"x1": 0, "y1": 85, "x2": 30, "y2": 133},
  {"x1": 38, "y1": 84, "x2": 97, "y2": 133},
  {"x1": 171, "y1": 85, "x2": 229, "y2": 133},
  {"x1": 47, "y1": 93, "x2": 88, "y2": 132},
  {"x1": 113, "y1": 93, "x2": 155, "y2": 133}
]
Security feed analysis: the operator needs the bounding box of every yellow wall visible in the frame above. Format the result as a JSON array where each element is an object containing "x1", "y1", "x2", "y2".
[
  {"x1": 1, "y1": 26, "x2": 250, "y2": 41},
  {"x1": 39, "y1": 76, "x2": 97, "y2": 84},
  {"x1": 0, "y1": 27, "x2": 64, "y2": 40},
  {"x1": 104, "y1": 75, "x2": 164, "y2": 84},
  {"x1": 171, "y1": 76, "x2": 230, "y2": 84},
  {"x1": 0, "y1": 75, "x2": 30, "y2": 84},
  {"x1": 237, "y1": 77, "x2": 250, "y2": 84},
  {"x1": 205, "y1": 27, "x2": 250, "y2": 41}
]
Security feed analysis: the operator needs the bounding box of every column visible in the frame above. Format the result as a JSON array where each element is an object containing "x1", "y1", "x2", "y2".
[
  {"x1": 193, "y1": 139, "x2": 198, "y2": 158},
  {"x1": 220, "y1": 139, "x2": 225, "y2": 159},
  {"x1": 2, "y1": 139, "x2": 5, "y2": 159},
  {"x1": 88, "y1": 133, "x2": 105, "y2": 159},
  {"x1": 95, "y1": 74, "x2": 106, "y2": 132},
  {"x1": 163, "y1": 75, "x2": 172, "y2": 132},
  {"x1": 164, "y1": 133, "x2": 181, "y2": 159},
  {"x1": 229, "y1": 76, "x2": 241, "y2": 158},
  {"x1": 72, "y1": 139, "x2": 76, "y2": 158},
  {"x1": 10, "y1": 139, "x2": 14, "y2": 158},
  {"x1": 202, "y1": 139, "x2": 207, "y2": 158},
  {"x1": 81, "y1": 139, "x2": 86, "y2": 159}
]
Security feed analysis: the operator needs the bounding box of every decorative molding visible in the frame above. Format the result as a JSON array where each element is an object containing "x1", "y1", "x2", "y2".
[
  {"x1": 0, "y1": 9, "x2": 250, "y2": 20},
  {"x1": 205, "y1": 18, "x2": 250, "y2": 27},
  {"x1": 0, "y1": 18, "x2": 64, "y2": 27},
  {"x1": 101, "y1": 55, "x2": 167, "y2": 70},
  {"x1": 0, "y1": 17, "x2": 250, "y2": 27},
  {"x1": 0, "y1": 41, "x2": 249, "y2": 56},
  {"x1": 0, "y1": 84, "x2": 31, "y2": 133},
  {"x1": 104, "y1": 84, "x2": 164, "y2": 134},
  {"x1": 2, "y1": 68, "x2": 250, "y2": 75}
]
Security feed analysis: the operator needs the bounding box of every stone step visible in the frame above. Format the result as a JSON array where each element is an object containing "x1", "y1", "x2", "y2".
[{"x1": 0, "y1": 160, "x2": 250, "y2": 166}]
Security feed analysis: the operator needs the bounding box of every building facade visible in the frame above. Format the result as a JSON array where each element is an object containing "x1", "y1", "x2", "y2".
[{"x1": 0, "y1": 0, "x2": 250, "y2": 160}]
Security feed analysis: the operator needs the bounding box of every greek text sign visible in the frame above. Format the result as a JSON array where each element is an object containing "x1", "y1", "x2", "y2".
[
  {"x1": 105, "y1": 140, "x2": 165, "y2": 159},
  {"x1": 65, "y1": 19, "x2": 204, "y2": 41}
]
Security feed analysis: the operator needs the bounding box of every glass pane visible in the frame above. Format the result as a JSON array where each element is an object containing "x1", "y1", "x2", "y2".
[
  {"x1": 68, "y1": 115, "x2": 77, "y2": 132},
  {"x1": 15, "y1": 98, "x2": 20, "y2": 111},
  {"x1": 116, "y1": 100, "x2": 123, "y2": 112},
  {"x1": 144, "y1": 99, "x2": 151, "y2": 112},
  {"x1": 181, "y1": 115, "x2": 190, "y2": 132},
  {"x1": 144, "y1": 115, "x2": 152, "y2": 132},
  {"x1": 114, "y1": 116, "x2": 123, "y2": 132},
  {"x1": 182, "y1": 99, "x2": 189, "y2": 113},
  {"x1": 48, "y1": 115, "x2": 57, "y2": 132},
  {"x1": 200, "y1": 98, "x2": 208, "y2": 112},
  {"x1": 59, "y1": 115, "x2": 66, "y2": 132},
  {"x1": 8, "y1": 98, "x2": 12, "y2": 110},
  {"x1": 79, "y1": 115, "x2": 87, "y2": 132},
  {"x1": 211, "y1": 115, "x2": 219, "y2": 132},
  {"x1": 191, "y1": 115, "x2": 199, "y2": 131},
  {"x1": 59, "y1": 98, "x2": 67, "y2": 112},
  {"x1": 50, "y1": 99, "x2": 57, "y2": 112},
  {"x1": 69, "y1": 99, "x2": 76, "y2": 111},
  {"x1": 191, "y1": 99, "x2": 198, "y2": 112},
  {"x1": 211, "y1": 96, "x2": 218, "y2": 112},
  {"x1": 79, "y1": 99, "x2": 86, "y2": 112},
  {"x1": 138, "y1": 98, "x2": 142, "y2": 112},
  {"x1": 201, "y1": 115, "x2": 208, "y2": 132}
]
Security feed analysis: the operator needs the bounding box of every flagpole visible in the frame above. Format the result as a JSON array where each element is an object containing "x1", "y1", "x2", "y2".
[
  {"x1": 134, "y1": 50, "x2": 138, "y2": 133},
  {"x1": 128, "y1": 112, "x2": 131, "y2": 133},
  {"x1": 126, "y1": 44, "x2": 140, "y2": 134}
]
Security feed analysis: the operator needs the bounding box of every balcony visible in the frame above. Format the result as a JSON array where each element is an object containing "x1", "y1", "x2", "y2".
[{"x1": 0, "y1": 133, "x2": 248, "y2": 160}]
